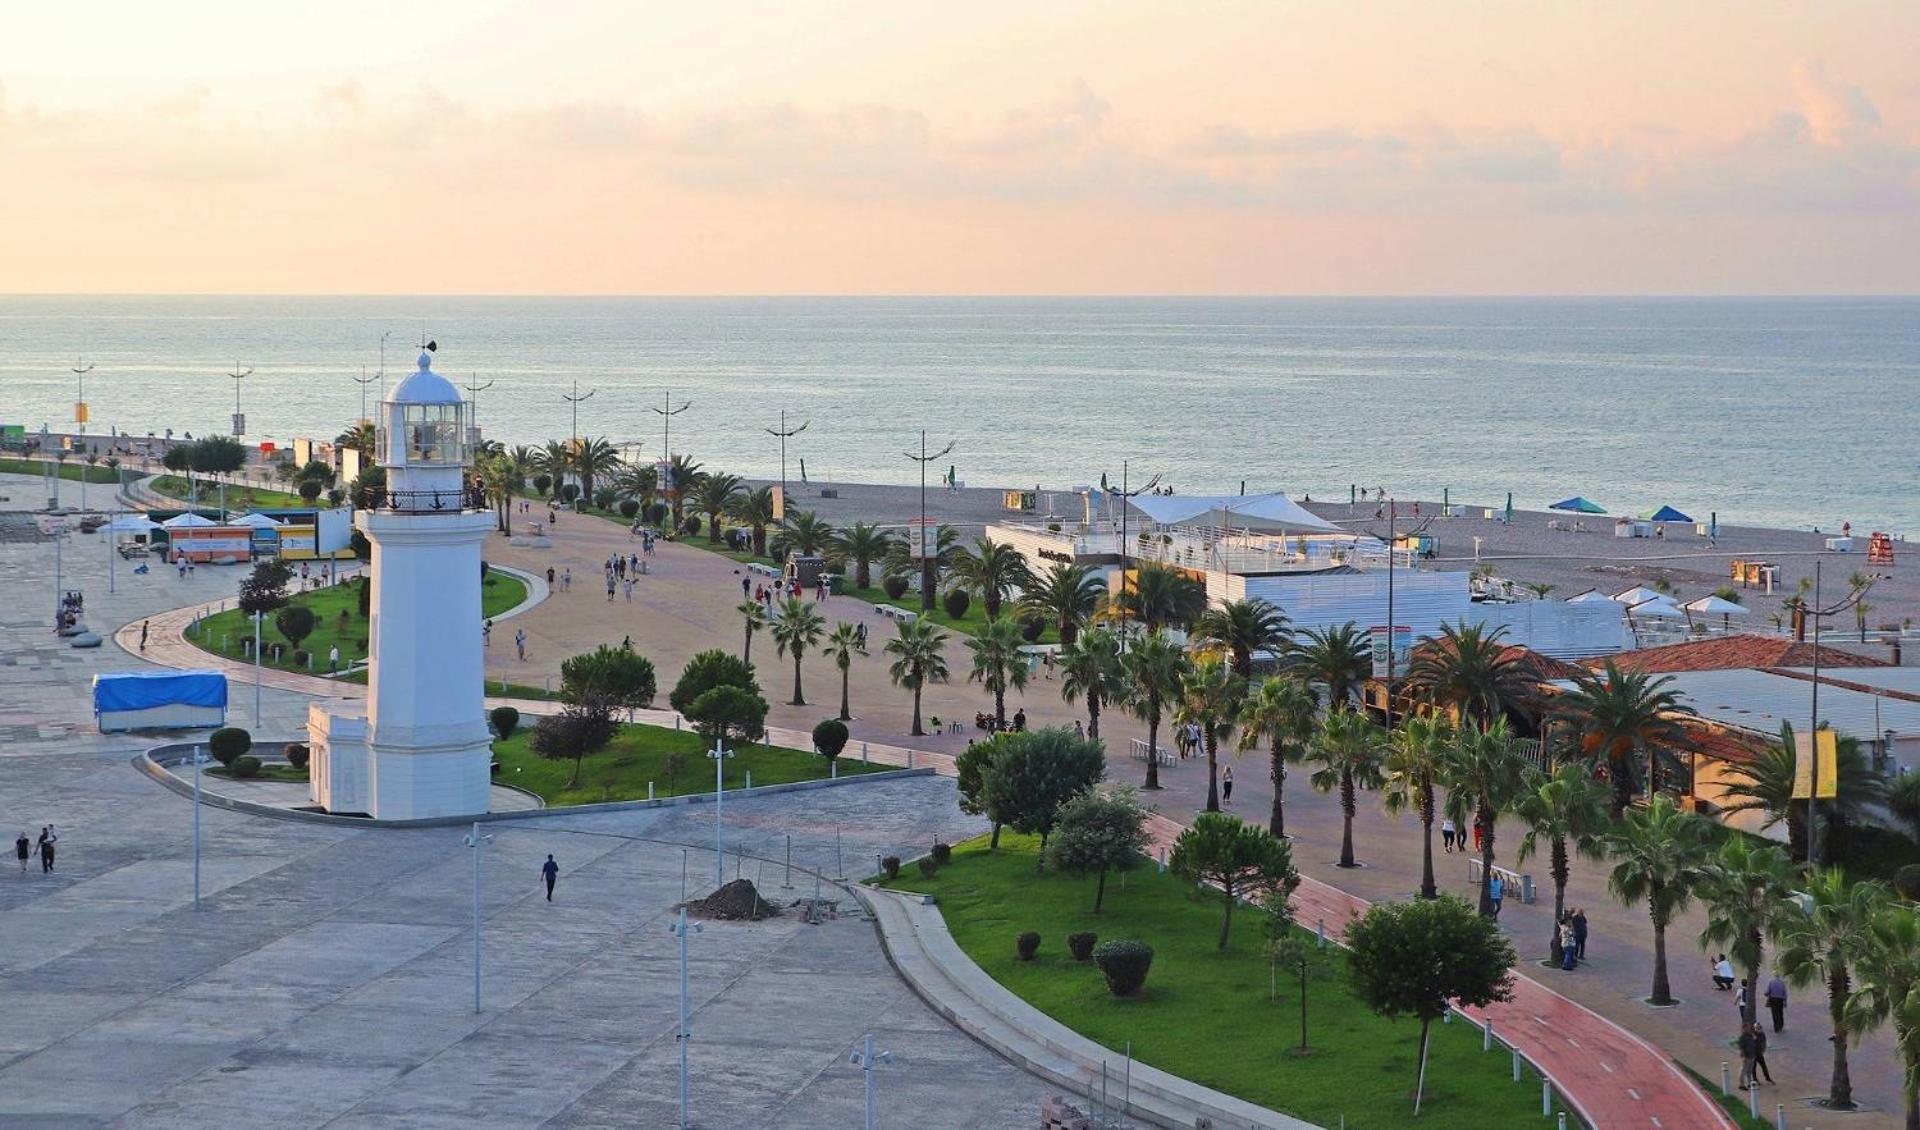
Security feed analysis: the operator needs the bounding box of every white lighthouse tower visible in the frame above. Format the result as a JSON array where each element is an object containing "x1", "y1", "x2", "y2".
[{"x1": 307, "y1": 348, "x2": 494, "y2": 819}]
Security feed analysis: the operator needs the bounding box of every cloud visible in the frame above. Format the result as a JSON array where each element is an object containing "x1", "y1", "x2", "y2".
[{"x1": 1790, "y1": 60, "x2": 1881, "y2": 144}]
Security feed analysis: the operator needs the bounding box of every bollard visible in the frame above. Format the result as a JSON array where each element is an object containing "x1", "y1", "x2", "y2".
[
  {"x1": 1157, "y1": 848, "x2": 1166, "y2": 873},
  {"x1": 1748, "y1": 1083, "x2": 1759, "y2": 1119},
  {"x1": 784, "y1": 835, "x2": 793, "y2": 889},
  {"x1": 907, "y1": 749, "x2": 914, "y2": 769},
  {"x1": 648, "y1": 782, "x2": 655, "y2": 802},
  {"x1": 1721, "y1": 1062, "x2": 1731, "y2": 1096},
  {"x1": 675, "y1": 715, "x2": 681, "y2": 731},
  {"x1": 746, "y1": 769, "x2": 753, "y2": 791},
  {"x1": 1556, "y1": 1113, "x2": 1565, "y2": 1130},
  {"x1": 1541, "y1": 1080, "x2": 1550, "y2": 1116},
  {"x1": 1775, "y1": 1103, "x2": 1786, "y2": 1130},
  {"x1": 862, "y1": 741, "x2": 870, "y2": 765},
  {"x1": 1316, "y1": 919, "x2": 1327, "y2": 948},
  {"x1": 1511, "y1": 1049, "x2": 1520, "y2": 1082},
  {"x1": 831, "y1": 760, "x2": 837, "y2": 779},
  {"x1": 1484, "y1": 1019, "x2": 1494, "y2": 1052}
]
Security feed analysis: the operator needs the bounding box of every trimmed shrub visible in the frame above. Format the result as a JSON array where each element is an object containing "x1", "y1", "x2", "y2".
[
  {"x1": 1067, "y1": 931, "x2": 1098, "y2": 962},
  {"x1": 812, "y1": 718, "x2": 850, "y2": 760},
  {"x1": 881, "y1": 856, "x2": 901, "y2": 881},
  {"x1": 881, "y1": 574, "x2": 909, "y2": 600},
  {"x1": 618, "y1": 498, "x2": 641, "y2": 520},
  {"x1": 1896, "y1": 864, "x2": 1920, "y2": 902},
  {"x1": 646, "y1": 501, "x2": 670, "y2": 525},
  {"x1": 532, "y1": 473, "x2": 553, "y2": 496},
  {"x1": 1016, "y1": 931, "x2": 1041, "y2": 961},
  {"x1": 283, "y1": 742, "x2": 310, "y2": 770},
  {"x1": 292, "y1": 649, "x2": 310, "y2": 668},
  {"x1": 942, "y1": 587, "x2": 972, "y2": 620},
  {"x1": 1019, "y1": 614, "x2": 1047, "y2": 643},
  {"x1": 230, "y1": 755, "x2": 262, "y2": 779},
  {"x1": 682, "y1": 515, "x2": 701, "y2": 536},
  {"x1": 560, "y1": 483, "x2": 581, "y2": 504},
  {"x1": 490, "y1": 706, "x2": 521, "y2": 740},
  {"x1": 931, "y1": 842, "x2": 953, "y2": 865},
  {"x1": 916, "y1": 857, "x2": 939, "y2": 878},
  {"x1": 1092, "y1": 939, "x2": 1154, "y2": 996},
  {"x1": 208, "y1": 727, "x2": 252, "y2": 767},
  {"x1": 593, "y1": 488, "x2": 616, "y2": 511}
]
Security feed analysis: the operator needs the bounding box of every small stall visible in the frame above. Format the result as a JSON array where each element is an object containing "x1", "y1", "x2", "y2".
[
  {"x1": 163, "y1": 513, "x2": 254, "y2": 564},
  {"x1": 93, "y1": 670, "x2": 228, "y2": 732}
]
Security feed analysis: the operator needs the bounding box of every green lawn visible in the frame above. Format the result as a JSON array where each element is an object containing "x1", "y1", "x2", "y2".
[
  {"x1": 491, "y1": 720, "x2": 886, "y2": 805},
  {"x1": 209, "y1": 763, "x2": 309, "y2": 784},
  {"x1": 0, "y1": 457, "x2": 120, "y2": 483},
  {"x1": 884, "y1": 834, "x2": 1581, "y2": 1130},
  {"x1": 150, "y1": 474, "x2": 317, "y2": 511},
  {"x1": 187, "y1": 571, "x2": 527, "y2": 674}
]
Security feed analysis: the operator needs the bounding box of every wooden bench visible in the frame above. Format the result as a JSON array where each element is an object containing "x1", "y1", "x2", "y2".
[
  {"x1": 875, "y1": 605, "x2": 918, "y2": 625},
  {"x1": 1128, "y1": 739, "x2": 1175, "y2": 767}
]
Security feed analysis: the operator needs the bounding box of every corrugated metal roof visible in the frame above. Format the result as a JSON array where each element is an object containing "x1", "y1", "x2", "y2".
[
  {"x1": 1775, "y1": 666, "x2": 1920, "y2": 696},
  {"x1": 1548, "y1": 668, "x2": 1920, "y2": 740}
]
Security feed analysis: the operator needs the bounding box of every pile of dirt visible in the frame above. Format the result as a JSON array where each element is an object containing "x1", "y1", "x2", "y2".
[{"x1": 685, "y1": 879, "x2": 781, "y2": 921}]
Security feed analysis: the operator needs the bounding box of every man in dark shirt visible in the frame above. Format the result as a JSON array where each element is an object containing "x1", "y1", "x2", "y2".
[{"x1": 541, "y1": 854, "x2": 558, "y2": 901}]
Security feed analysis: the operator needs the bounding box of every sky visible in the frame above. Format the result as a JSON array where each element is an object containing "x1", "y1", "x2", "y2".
[{"x1": 2, "y1": 1, "x2": 1918, "y2": 295}]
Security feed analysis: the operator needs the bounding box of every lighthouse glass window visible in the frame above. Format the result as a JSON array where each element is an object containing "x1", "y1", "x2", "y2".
[{"x1": 403, "y1": 404, "x2": 467, "y2": 463}]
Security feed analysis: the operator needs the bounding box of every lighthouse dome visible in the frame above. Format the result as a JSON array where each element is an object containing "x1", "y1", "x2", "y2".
[{"x1": 389, "y1": 351, "x2": 463, "y2": 406}]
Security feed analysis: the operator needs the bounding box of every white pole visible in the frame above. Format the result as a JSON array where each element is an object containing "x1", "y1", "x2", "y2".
[
  {"x1": 108, "y1": 512, "x2": 115, "y2": 594},
  {"x1": 472, "y1": 822, "x2": 482, "y2": 1013},
  {"x1": 192, "y1": 745, "x2": 203, "y2": 908},
  {"x1": 863, "y1": 1032, "x2": 877, "y2": 1130},
  {"x1": 253, "y1": 611, "x2": 263, "y2": 724},
  {"x1": 708, "y1": 738, "x2": 732, "y2": 887},
  {"x1": 671, "y1": 906, "x2": 699, "y2": 1129}
]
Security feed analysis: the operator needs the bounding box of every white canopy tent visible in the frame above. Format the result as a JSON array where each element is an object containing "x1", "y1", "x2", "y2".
[
  {"x1": 1127, "y1": 493, "x2": 1341, "y2": 534},
  {"x1": 229, "y1": 512, "x2": 284, "y2": 529},
  {"x1": 161, "y1": 513, "x2": 219, "y2": 529},
  {"x1": 1625, "y1": 596, "x2": 1688, "y2": 619},
  {"x1": 107, "y1": 515, "x2": 163, "y2": 534},
  {"x1": 1567, "y1": 589, "x2": 1614, "y2": 603},
  {"x1": 1682, "y1": 595, "x2": 1748, "y2": 617}
]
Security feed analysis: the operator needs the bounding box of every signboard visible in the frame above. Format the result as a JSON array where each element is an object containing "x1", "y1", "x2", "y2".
[
  {"x1": 1369, "y1": 625, "x2": 1412, "y2": 680},
  {"x1": 1792, "y1": 730, "x2": 1840, "y2": 799},
  {"x1": 231, "y1": 412, "x2": 246, "y2": 437},
  {"x1": 770, "y1": 484, "x2": 786, "y2": 523},
  {"x1": 75, "y1": 401, "x2": 89, "y2": 425},
  {"x1": 907, "y1": 518, "x2": 938, "y2": 560}
]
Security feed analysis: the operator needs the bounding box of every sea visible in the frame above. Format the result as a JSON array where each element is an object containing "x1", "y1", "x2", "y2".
[{"x1": 1, "y1": 296, "x2": 1915, "y2": 533}]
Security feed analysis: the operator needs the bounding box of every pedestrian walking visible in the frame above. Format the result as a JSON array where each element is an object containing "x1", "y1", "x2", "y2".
[
  {"x1": 1471, "y1": 818, "x2": 1485, "y2": 853},
  {"x1": 1735, "y1": 982, "x2": 1750, "y2": 1021},
  {"x1": 139, "y1": 620, "x2": 149, "y2": 651},
  {"x1": 36, "y1": 827, "x2": 56, "y2": 873},
  {"x1": 14, "y1": 831, "x2": 27, "y2": 876},
  {"x1": 1487, "y1": 872, "x2": 1504, "y2": 918},
  {"x1": 606, "y1": 574, "x2": 616, "y2": 601},
  {"x1": 1571, "y1": 908, "x2": 1588, "y2": 960},
  {"x1": 1764, "y1": 974, "x2": 1788, "y2": 1033},
  {"x1": 1736, "y1": 1025, "x2": 1757, "y2": 1087},
  {"x1": 514, "y1": 628, "x2": 527, "y2": 661},
  {"x1": 1073, "y1": 720, "x2": 1084, "y2": 739},
  {"x1": 1558, "y1": 918, "x2": 1577, "y2": 971},
  {"x1": 1440, "y1": 816, "x2": 1456, "y2": 853},
  {"x1": 1750, "y1": 1023, "x2": 1774, "y2": 1085},
  {"x1": 741, "y1": 575, "x2": 750, "y2": 599},
  {"x1": 563, "y1": 568, "x2": 572, "y2": 592},
  {"x1": 1222, "y1": 766, "x2": 1234, "y2": 806},
  {"x1": 546, "y1": 566, "x2": 556, "y2": 586},
  {"x1": 482, "y1": 622, "x2": 491, "y2": 649},
  {"x1": 328, "y1": 644, "x2": 341, "y2": 672},
  {"x1": 623, "y1": 578, "x2": 635, "y2": 601},
  {"x1": 541, "y1": 854, "x2": 558, "y2": 901}
]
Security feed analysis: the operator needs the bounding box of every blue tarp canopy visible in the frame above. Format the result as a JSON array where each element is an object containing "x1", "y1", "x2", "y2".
[
  {"x1": 93, "y1": 670, "x2": 228, "y2": 713},
  {"x1": 1644, "y1": 505, "x2": 1692, "y2": 523},
  {"x1": 1549, "y1": 496, "x2": 1607, "y2": 515}
]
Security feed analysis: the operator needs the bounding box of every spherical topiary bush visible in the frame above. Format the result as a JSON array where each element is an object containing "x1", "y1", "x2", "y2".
[
  {"x1": 1092, "y1": 939, "x2": 1154, "y2": 996},
  {"x1": 230, "y1": 755, "x2": 262, "y2": 779},
  {"x1": 618, "y1": 498, "x2": 641, "y2": 520},
  {"x1": 881, "y1": 575, "x2": 909, "y2": 600},
  {"x1": 1896, "y1": 863, "x2": 1920, "y2": 902},
  {"x1": 208, "y1": 727, "x2": 252, "y2": 767},
  {"x1": 916, "y1": 857, "x2": 939, "y2": 878},
  {"x1": 881, "y1": 856, "x2": 901, "y2": 881},
  {"x1": 490, "y1": 705, "x2": 521, "y2": 740},
  {"x1": 931, "y1": 842, "x2": 953, "y2": 865},
  {"x1": 1016, "y1": 931, "x2": 1042, "y2": 962},
  {"x1": 682, "y1": 515, "x2": 701, "y2": 536},
  {"x1": 1067, "y1": 932, "x2": 1098, "y2": 962},
  {"x1": 283, "y1": 742, "x2": 310, "y2": 770},
  {"x1": 1019, "y1": 615, "x2": 1047, "y2": 643},
  {"x1": 812, "y1": 718, "x2": 850, "y2": 760},
  {"x1": 942, "y1": 587, "x2": 972, "y2": 620}
]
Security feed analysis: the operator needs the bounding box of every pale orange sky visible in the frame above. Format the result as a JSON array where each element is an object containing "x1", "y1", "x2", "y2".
[{"x1": 3, "y1": 1, "x2": 1917, "y2": 294}]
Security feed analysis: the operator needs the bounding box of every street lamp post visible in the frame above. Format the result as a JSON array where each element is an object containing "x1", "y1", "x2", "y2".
[
  {"x1": 902, "y1": 431, "x2": 955, "y2": 613},
  {"x1": 463, "y1": 822, "x2": 493, "y2": 1013},
  {"x1": 227, "y1": 364, "x2": 252, "y2": 436},
  {"x1": 190, "y1": 743, "x2": 209, "y2": 908},
  {"x1": 352, "y1": 366, "x2": 378, "y2": 424},
  {"x1": 462, "y1": 374, "x2": 495, "y2": 440},
  {"x1": 669, "y1": 907, "x2": 703, "y2": 1129},
  {"x1": 563, "y1": 380, "x2": 596, "y2": 447},
  {"x1": 1102, "y1": 460, "x2": 1161, "y2": 633},
  {"x1": 252, "y1": 610, "x2": 263, "y2": 724},
  {"x1": 72, "y1": 358, "x2": 94, "y2": 436},
  {"x1": 765, "y1": 411, "x2": 809, "y2": 511},
  {"x1": 848, "y1": 1033, "x2": 897, "y2": 1130},
  {"x1": 708, "y1": 738, "x2": 734, "y2": 886}
]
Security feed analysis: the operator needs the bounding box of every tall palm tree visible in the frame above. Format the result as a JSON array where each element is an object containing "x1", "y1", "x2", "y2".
[
  {"x1": 1285, "y1": 622, "x2": 1372, "y2": 713},
  {"x1": 1120, "y1": 629, "x2": 1190, "y2": 792},
  {"x1": 1513, "y1": 763, "x2": 1611, "y2": 962},
  {"x1": 693, "y1": 472, "x2": 745, "y2": 544},
  {"x1": 883, "y1": 523, "x2": 961, "y2": 613},
  {"x1": 822, "y1": 622, "x2": 867, "y2": 722},
  {"x1": 737, "y1": 600, "x2": 767, "y2": 665},
  {"x1": 830, "y1": 522, "x2": 894, "y2": 590},
  {"x1": 769, "y1": 597, "x2": 826, "y2": 706},
  {"x1": 1382, "y1": 715, "x2": 1453, "y2": 899},
  {"x1": 665, "y1": 455, "x2": 703, "y2": 527},
  {"x1": 966, "y1": 618, "x2": 1030, "y2": 728},
  {"x1": 1776, "y1": 868, "x2": 1887, "y2": 1111},
  {"x1": 335, "y1": 421, "x2": 376, "y2": 457},
  {"x1": 1556, "y1": 660, "x2": 1697, "y2": 819},
  {"x1": 1112, "y1": 562, "x2": 1206, "y2": 631},
  {"x1": 1842, "y1": 901, "x2": 1920, "y2": 1129},
  {"x1": 948, "y1": 536, "x2": 1033, "y2": 620},
  {"x1": 1059, "y1": 627, "x2": 1125, "y2": 741},
  {"x1": 537, "y1": 440, "x2": 573, "y2": 498},
  {"x1": 612, "y1": 459, "x2": 658, "y2": 506},
  {"x1": 475, "y1": 451, "x2": 523, "y2": 534},
  {"x1": 1719, "y1": 722, "x2": 1884, "y2": 863},
  {"x1": 1405, "y1": 621, "x2": 1535, "y2": 726},
  {"x1": 1604, "y1": 795, "x2": 1713, "y2": 1006},
  {"x1": 1308, "y1": 709, "x2": 1387, "y2": 866},
  {"x1": 729, "y1": 486, "x2": 777, "y2": 556},
  {"x1": 773, "y1": 509, "x2": 835, "y2": 559},
  {"x1": 1439, "y1": 719, "x2": 1533, "y2": 914},
  {"x1": 1193, "y1": 598, "x2": 1290, "y2": 679},
  {"x1": 1237, "y1": 675, "x2": 1318, "y2": 837},
  {"x1": 1019, "y1": 562, "x2": 1105, "y2": 647},
  {"x1": 885, "y1": 619, "x2": 951, "y2": 737},
  {"x1": 570, "y1": 437, "x2": 623, "y2": 508},
  {"x1": 1887, "y1": 772, "x2": 1920, "y2": 845},
  {"x1": 1178, "y1": 656, "x2": 1249, "y2": 813},
  {"x1": 1696, "y1": 835, "x2": 1794, "y2": 1031}
]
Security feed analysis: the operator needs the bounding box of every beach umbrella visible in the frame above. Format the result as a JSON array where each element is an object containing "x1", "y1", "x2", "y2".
[
  {"x1": 229, "y1": 512, "x2": 284, "y2": 529},
  {"x1": 1549, "y1": 496, "x2": 1607, "y2": 515},
  {"x1": 1567, "y1": 589, "x2": 1613, "y2": 603},
  {"x1": 1504, "y1": 492, "x2": 1513, "y2": 524},
  {"x1": 161, "y1": 512, "x2": 218, "y2": 529},
  {"x1": 1613, "y1": 585, "x2": 1667, "y2": 605},
  {"x1": 1644, "y1": 505, "x2": 1692, "y2": 523},
  {"x1": 1682, "y1": 594, "x2": 1748, "y2": 631},
  {"x1": 1625, "y1": 596, "x2": 1687, "y2": 619},
  {"x1": 107, "y1": 515, "x2": 163, "y2": 533}
]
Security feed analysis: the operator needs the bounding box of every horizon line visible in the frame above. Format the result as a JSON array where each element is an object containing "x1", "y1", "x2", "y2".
[{"x1": 3, "y1": 291, "x2": 1919, "y2": 301}]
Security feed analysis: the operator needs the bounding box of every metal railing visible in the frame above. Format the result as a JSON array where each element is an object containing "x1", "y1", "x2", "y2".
[{"x1": 356, "y1": 485, "x2": 487, "y2": 514}]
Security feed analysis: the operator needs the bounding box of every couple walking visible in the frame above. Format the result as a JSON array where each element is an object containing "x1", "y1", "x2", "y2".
[{"x1": 15, "y1": 827, "x2": 57, "y2": 874}]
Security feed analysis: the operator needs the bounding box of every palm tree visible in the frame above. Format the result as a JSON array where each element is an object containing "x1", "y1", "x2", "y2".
[
  {"x1": 1405, "y1": 621, "x2": 1535, "y2": 726},
  {"x1": 665, "y1": 455, "x2": 703, "y2": 527},
  {"x1": 475, "y1": 451, "x2": 523, "y2": 534},
  {"x1": 1193, "y1": 598, "x2": 1290, "y2": 679},
  {"x1": 773, "y1": 509, "x2": 835, "y2": 559},
  {"x1": 1308, "y1": 710, "x2": 1387, "y2": 866},
  {"x1": 1121, "y1": 630, "x2": 1190, "y2": 792},
  {"x1": 1178, "y1": 656, "x2": 1249, "y2": 813},
  {"x1": 948, "y1": 536, "x2": 1032, "y2": 619},
  {"x1": 1237, "y1": 675, "x2": 1318, "y2": 837},
  {"x1": 1849, "y1": 571, "x2": 1878, "y2": 642},
  {"x1": 1059, "y1": 627, "x2": 1125, "y2": 741},
  {"x1": 729, "y1": 486, "x2": 777, "y2": 556},
  {"x1": 1112, "y1": 562, "x2": 1206, "y2": 631},
  {"x1": 1439, "y1": 719, "x2": 1533, "y2": 915},
  {"x1": 1285, "y1": 622, "x2": 1372, "y2": 712},
  {"x1": 335, "y1": 421, "x2": 376, "y2": 457},
  {"x1": 737, "y1": 600, "x2": 767, "y2": 665},
  {"x1": 693, "y1": 472, "x2": 745, "y2": 544},
  {"x1": 612, "y1": 459, "x2": 658, "y2": 507},
  {"x1": 830, "y1": 522, "x2": 894, "y2": 590},
  {"x1": 1776, "y1": 868, "x2": 1887, "y2": 1110},
  {"x1": 885, "y1": 619, "x2": 950, "y2": 737},
  {"x1": 1020, "y1": 562, "x2": 1105, "y2": 647},
  {"x1": 883, "y1": 522, "x2": 961, "y2": 613},
  {"x1": 537, "y1": 440, "x2": 573, "y2": 498},
  {"x1": 1697, "y1": 835, "x2": 1794, "y2": 1031},
  {"x1": 1604, "y1": 795, "x2": 1713, "y2": 1006},
  {"x1": 1842, "y1": 901, "x2": 1920, "y2": 1129},
  {"x1": 768, "y1": 597, "x2": 825, "y2": 706},
  {"x1": 1888, "y1": 771, "x2": 1920, "y2": 845},
  {"x1": 1719, "y1": 723, "x2": 1884, "y2": 863},
  {"x1": 1556, "y1": 660, "x2": 1697, "y2": 819},
  {"x1": 822, "y1": 621, "x2": 867, "y2": 721},
  {"x1": 1382, "y1": 715, "x2": 1453, "y2": 899},
  {"x1": 967, "y1": 618, "x2": 1030, "y2": 728},
  {"x1": 570, "y1": 437, "x2": 623, "y2": 508},
  {"x1": 1514, "y1": 763, "x2": 1611, "y2": 962}
]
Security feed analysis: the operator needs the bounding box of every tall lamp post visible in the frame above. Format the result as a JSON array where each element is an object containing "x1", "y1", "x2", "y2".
[
  {"x1": 903, "y1": 431, "x2": 955, "y2": 613},
  {"x1": 72, "y1": 358, "x2": 94, "y2": 436},
  {"x1": 1102, "y1": 459, "x2": 1160, "y2": 634},
  {"x1": 708, "y1": 737, "x2": 734, "y2": 886},
  {"x1": 462, "y1": 374, "x2": 495, "y2": 440},
  {"x1": 189, "y1": 743, "x2": 209, "y2": 908},
  {"x1": 252, "y1": 610, "x2": 264, "y2": 724},
  {"x1": 463, "y1": 822, "x2": 494, "y2": 1013},
  {"x1": 351, "y1": 366, "x2": 378, "y2": 424},
  {"x1": 848, "y1": 1033, "x2": 898, "y2": 1130},
  {"x1": 1798, "y1": 561, "x2": 1875, "y2": 865},
  {"x1": 653, "y1": 391, "x2": 691, "y2": 519},
  {"x1": 669, "y1": 907, "x2": 703, "y2": 1129},
  {"x1": 563, "y1": 380, "x2": 596, "y2": 447},
  {"x1": 227, "y1": 364, "x2": 252, "y2": 436},
  {"x1": 765, "y1": 411, "x2": 808, "y2": 513}
]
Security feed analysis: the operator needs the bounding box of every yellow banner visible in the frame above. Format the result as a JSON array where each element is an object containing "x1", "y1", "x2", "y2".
[{"x1": 1793, "y1": 731, "x2": 1840, "y2": 799}]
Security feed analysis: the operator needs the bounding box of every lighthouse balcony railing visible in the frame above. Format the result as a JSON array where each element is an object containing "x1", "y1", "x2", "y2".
[{"x1": 356, "y1": 486, "x2": 488, "y2": 514}]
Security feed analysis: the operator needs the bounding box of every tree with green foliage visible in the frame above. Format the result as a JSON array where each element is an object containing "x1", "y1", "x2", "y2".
[
  {"x1": 769, "y1": 597, "x2": 825, "y2": 706},
  {"x1": 947, "y1": 535, "x2": 1033, "y2": 620},
  {"x1": 1237, "y1": 674, "x2": 1318, "y2": 837},
  {"x1": 1059, "y1": 626, "x2": 1125, "y2": 741},
  {"x1": 663, "y1": 454, "x2": 702, "y2": 527},
  {"x1": 884, "y1": 618, "x2": 950, "y2": 737},
  {"x1": 1696, "y1": 834, "x2": 1794, "y2": 1031},
  {"x1": 1019, "y1": 562, "x2": 1105, "y2": 647},
  {"x1": 829, "y1": 521, "x2": 893, "y2": 589},
  {"x1": 529, "y1": 697, "x2": 618, "y2": 787},
  {"x1": 1438, "y1": 719, "x2": 1533, "y2": 915},
  {"x1": 1284, "y1": 622, "x2": 1372, "y2": 712},
  {"x1": 1044, "y1": 786, "x2": 1150, "y2": 912},
  {"x1": 1381, "y1": 715, "x2": 1452, "y2": 900},
  {"x1": 1177, "y1": 655, "x2": 1248, "y2": 813},
  {"x1": 567, "y1": 437, "x2": 623, "y2": 512},
  {"x1": 955, "y1": 734, "x2": 1009, "y2": 848},
  {"x1": 669, "y1": 649, "x2": 759, "y2": 716},
  {"x1": 1307, "y1": 709, "x2": 1387, "y2": 868},
  {"x1": 273, "y1": 604, "x2": 317, "y2": 652},
  {"x1": 1842, "y1": 900, "x2": 1920, "y2": 1128},
  {"x1": 560, "y1": 644, "x2": 657, "y2": 714},
  {"x1": 1405, "y1": 621, "x2": 1536, "y2": 727},
  {"x1": 693, "y1": 471, "x2": 744, "y2": 544},
  {"x1": 489, "y1": 705, "x2": 520, "y2": 740},
  {"x1": 772, "y1": 508, "x2": 835, "y2": 559},
  {"x1": 1265, "y1": 926, "x2": 1323, "y2": 1052},
  {"x1": 237, "y1": 559, "x2": 294, "y2": 617},
  {"x1": 1193, "y1": 597, "x2": 1289, "y2": 679},
  {"x1": 684, "y1": 685, "x2": 768, "y2": 747},
  {"x1": 1344, "y1": 894, "x2": 1517, "y2": 1116},
  {"x1": 1775, "y1": 868, "x2": 1886, "y2": 1111},
  {"x1": 1168, "y1": 812, "x2": 1298, "y2": 949},
  {"x1": 737, "y1": 600, "x2": 767, "y2": 665},
  {"x1": 822, "y1": 621, "x2": 866, "y2": 721},
  {"x1": 1513, "y1": 762, "x2": 1611, "y2": 962},
  {"x1": 966, "y1": 616, "x2": 1030, "y2": 729},
  {"x1": 1112, "y1": 561, "x2": 1206, "y2": 632},
  {"x1": 980, "y1": 728, "x2": 1106, "y2": 868},
  {"x1": 811, "y1": 718, "x2": 850, "y2": 762},
  {"x1": 1556, "y1": 660, "x2": 1697, "y2": 818},
  {"x1": 1120, "y1": 628, "x2": 1190, "y2": 792},
  {"x1": 1604, "y1": 794, "x2": 1713, "y2": 1005},
  {"x1": 728, "y1": 486, "x2": 777, "y2": 556},
  {"x1": 1719, "y1": 721, "x2": 1884, "y2": 863}
]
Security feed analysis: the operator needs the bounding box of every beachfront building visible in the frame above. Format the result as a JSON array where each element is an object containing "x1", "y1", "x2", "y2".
[{"x1": 305, "y1": 350, "x2": 494, "y2": 819}]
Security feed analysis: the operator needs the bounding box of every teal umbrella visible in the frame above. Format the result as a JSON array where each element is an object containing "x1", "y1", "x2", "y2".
[
  {"x1": 1549, "y1": 496, "x2": 1607, "y2": 515},
  {"x1": 1503, "y1": 492, "x2": 1513, "y2": 524},
  {"x1": 1644, "y1": 505, "x2": 1692, "y2": 523}
]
